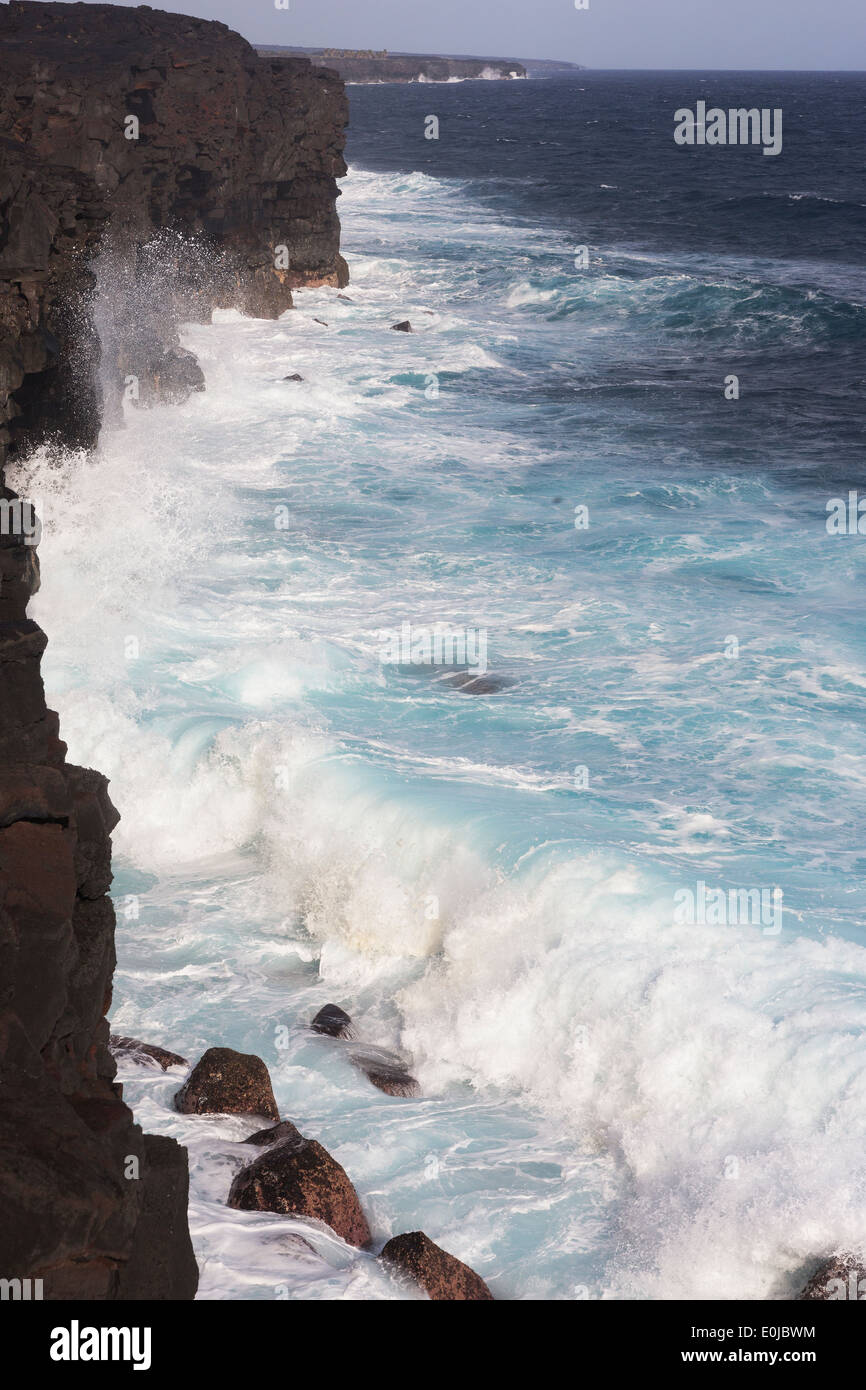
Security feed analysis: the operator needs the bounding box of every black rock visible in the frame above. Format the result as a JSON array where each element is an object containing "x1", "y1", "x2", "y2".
[
  {"x1": 311, "y1": 1003, "x2": 354, "y2": 1038},
  {"x1": 283, "y1": 373, "x2": 304, "y2": 382},
  {"x1": 391, "y1": 320, "x2": 413, "y2": 332}
]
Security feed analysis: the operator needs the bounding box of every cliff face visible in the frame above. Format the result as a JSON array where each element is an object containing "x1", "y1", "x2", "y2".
[
  {"x1": 260, "y1": 49, "x2": 527, "y2": 84},
  {"x1": 0, "y1": 1, "x2": 348, "y2": 1299}
]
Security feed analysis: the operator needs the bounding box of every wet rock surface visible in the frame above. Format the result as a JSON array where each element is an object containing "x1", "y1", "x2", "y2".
[
  {"x1": 0, "y1": 0, "x2": 349, "y2": 451},
  {"x1": 311, "y1": 1003, "x2": 354, "y2": 1038},
  {"x1": 109, "y1": 1036, "x2": 188, "y2": 1071},
  {"x1": 243, "y1": 1120, "x2": 305, "y2": 1148},
  {"x1": 381, "y1": 1231, "x2": 494, "y2": 1300},
  {"x1": 175, "y1": 1047, "x2": 280, "y2": 1122},
  {"x1": 800, "y1": 1253, "x2": 866, "y2": 1300},
  {"x1": 228, "y1": 1135, "x2": 372, "y2": 1247},
  {"x1": 349, "y1": 1045, "x2": 420, "y2": 1098}
]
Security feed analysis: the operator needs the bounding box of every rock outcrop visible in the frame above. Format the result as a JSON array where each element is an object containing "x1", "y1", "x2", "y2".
[
  {"x1": 174, "y1": 1047, "x2": 280, "y2": 1123},
  {"x1": 311, "y1": 1003, "x2": 354, "y2": 1038},
  {"x1": 310, "y1": 1006, "x2": 420, "y2": 1096},
  {"x1": 109, "y1": 1036, "x2": 188, "y2": 1071},
  {"x1": 227, "y1": 1133, "x2": 372, "y2": 1248},
  {"x1": 348, "y1": 1044, "x2": 420, "y2": 1098},
  {"x1": 0, "y1": 0, "x2": 348, "y2": 1299},
  {"x1": 259, "y1": 48, "x2": 527, "y2": 84},
  {"x1": 800, "y1": 1254, "x2": 866, "y2": 1300},
  {"x1": 380, "y1": 1231, "x2": 494, "y2": 1300},
  {"x1": 0, "y1": 0, "x2": 349, "y2": 449}
]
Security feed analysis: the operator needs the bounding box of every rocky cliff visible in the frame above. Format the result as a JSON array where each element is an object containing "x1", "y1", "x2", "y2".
[
  {"x1": 259, "y1": 48, "x2": 527, "y2": 84},
  {"x1": 0, "y1": 0, "x2": 348, "y2": 1299}
]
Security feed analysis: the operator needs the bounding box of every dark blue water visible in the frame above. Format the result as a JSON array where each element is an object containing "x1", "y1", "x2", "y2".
[{"x1": 347, "y1": 72, "x2": 866, "y2": 481}]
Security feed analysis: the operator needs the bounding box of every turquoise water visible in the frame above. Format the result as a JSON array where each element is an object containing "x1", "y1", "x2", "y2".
[{"x1": 14, "y1": 80, "x2": 866, "y2": 1298}]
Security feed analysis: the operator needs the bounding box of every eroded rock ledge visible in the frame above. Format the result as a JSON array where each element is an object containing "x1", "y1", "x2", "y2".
[{"x1": 0, "y1": 0, "x2": 348, "y2": 1299}]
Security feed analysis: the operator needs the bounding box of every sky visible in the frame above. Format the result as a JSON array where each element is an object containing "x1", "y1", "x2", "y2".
[{"x1": 60, "y1": 0, "x2": 866, "y2": 69}]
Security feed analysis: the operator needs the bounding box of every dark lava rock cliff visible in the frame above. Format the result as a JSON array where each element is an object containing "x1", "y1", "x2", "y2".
[
  {"x1": 259, "y1": 48, "x2": 527, "y2": 84},
  {"x1": 0, "y1": 0, "x2": 348, "y2": 1299}
]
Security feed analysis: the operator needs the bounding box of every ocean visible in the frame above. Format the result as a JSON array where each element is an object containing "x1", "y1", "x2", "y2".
[{"x1": 13, "y1": 70, "x2": 866, "y2": 1300}]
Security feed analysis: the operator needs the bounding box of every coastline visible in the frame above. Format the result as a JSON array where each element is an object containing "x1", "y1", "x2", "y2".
[
  {"x1": 0, "y1": 0, "x2": 348, "y2": 1298},
  {"x1": 1, "y1": 2, "x2": 864, "y2": 1312}
]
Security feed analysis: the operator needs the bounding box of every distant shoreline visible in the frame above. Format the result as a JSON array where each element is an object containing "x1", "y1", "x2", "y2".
[{"x1": 256, "y1": 46, "x2": 584, "y2": 83}]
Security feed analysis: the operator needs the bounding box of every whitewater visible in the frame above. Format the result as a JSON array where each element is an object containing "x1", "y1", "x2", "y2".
[{"x1": 12, "y1": 153, "x2": 866, "y2": 1300}]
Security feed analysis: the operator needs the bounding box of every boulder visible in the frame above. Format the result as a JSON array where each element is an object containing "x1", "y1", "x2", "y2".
[
  {"x1": 800, "y1": 1254, "x2": 866, "y2": 1300},
  {"x1": 227, "y1": 1136, "x2": 371, "y2": 1247},
  {"x1": 174, "y1": 1047, "x2": 279, "y2": 1122},
  {"x1": 349, "y1": 1046, "x2": 419, "y2": 1098},
  {"x1": 391, "y1": 320, "x2": 413, "y2": 333},
  {"x1": 364, "y1": 1066, "x2": 420, "y2": 1099},
  {"x1": 110, "y1": 1035, "x2": 187, "y2": 1071},
  {"x1": 311, "y1": 1003, "x2": 353, "y2": 1038},
  {"x1": 442, "y1": 672, "x2": 516, "y2": 695},
  {"x1": 243, "y1": 1120, "x2": 304, "y2": 1148},
  {"x1": 380, "y1": 1231, "x2": 494, "y2": 1300}
]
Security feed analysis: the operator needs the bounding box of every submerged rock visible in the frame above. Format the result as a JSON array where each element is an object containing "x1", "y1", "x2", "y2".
[
  {"x1": 800, "y1": 1254, "x2": 866, "y2": 1300},
  {"x1": 174, "y1": 1047, "x2": 279, "y2": 1122},
  {"x1": 438, "y1": 671, "x2": 516, "y2": 695},
  {"x1": 109, "y1": 1035, "x2": 187, "y2": 1071},
  {"x1": 313, "y1": 317, "x2": 329, "y2": 326},
  {"x1": 391, "y1": 320, "x2": 413, "y2": 333},
  {"x1": 380, "y1": 1231, "x2": 494, "y2": 1300},
  {"x1": 243, "y1": 1121, "x2": 304, "y2": 1148},
  {"x1": 282, "y1": 373, "x2": 304, "y2": 382},
  {"x1": 227, "y1": 1136, "x2": 371, "y2": 1247},
  {"x1": 311, "y1": 1003, "x2": 353, "y2": 1038},
  {"x1": 349, "y1": 1046, "x2": 420, "y2": 1098}
]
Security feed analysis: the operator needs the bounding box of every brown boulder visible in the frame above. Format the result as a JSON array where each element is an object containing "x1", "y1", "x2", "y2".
[
  {"x1": 800, "y1": 1254, "x2": 866, "y2": 1300},
  {"x1": 174, "y1": 1047, "x2": 279, "y2": 1122},
  {"x1": 380, "y1": 1231, "x2": 493, "y2": 1300},
  {"x1": 227, "y1": 1136, "x2": 371, "y2": 1247}
]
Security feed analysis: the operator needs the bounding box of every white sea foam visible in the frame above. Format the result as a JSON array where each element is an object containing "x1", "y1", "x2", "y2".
[{"x1": 13, "y1": 162, "x2": 866, "y2": 1301}]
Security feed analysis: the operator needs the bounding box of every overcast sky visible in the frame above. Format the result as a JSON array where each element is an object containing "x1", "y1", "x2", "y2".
[{"x1": 78, "y1": 0, "x2": 865, "y2": 69}]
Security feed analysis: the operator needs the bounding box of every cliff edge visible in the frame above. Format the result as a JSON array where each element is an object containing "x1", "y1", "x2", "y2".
[{"x1": 0, "y1": 0, "x2": 348, "y2": 1299}]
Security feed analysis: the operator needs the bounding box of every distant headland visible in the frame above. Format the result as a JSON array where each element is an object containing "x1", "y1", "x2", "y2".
[{"x1": 256, "y1": 46, "x2": 584, "y2": 83}]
